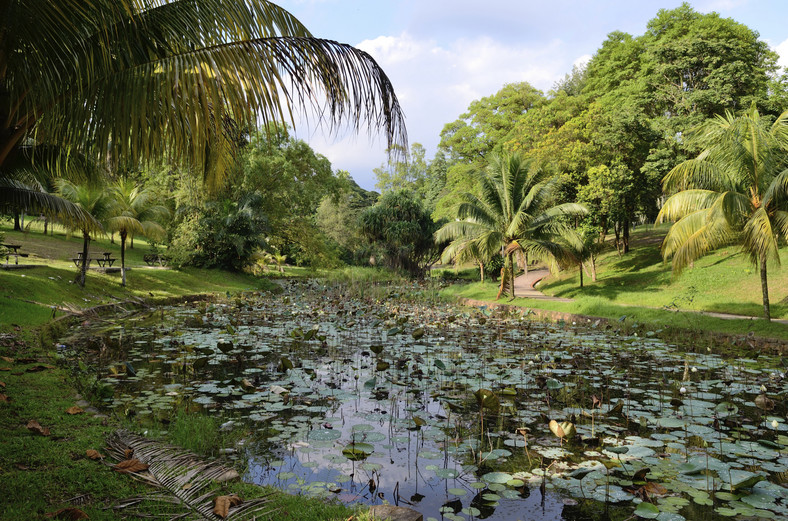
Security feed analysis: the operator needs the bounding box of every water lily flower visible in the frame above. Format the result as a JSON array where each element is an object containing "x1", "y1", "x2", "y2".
[
  {"x1": 679, "y1": 387, "x2": 687, "y2": 394},
  {"x1": 691, "y1": 367, "x2": 697, "y2": 373},
  {"x1": 772, "y1": 420, "x2": 779, "y2": 429}
]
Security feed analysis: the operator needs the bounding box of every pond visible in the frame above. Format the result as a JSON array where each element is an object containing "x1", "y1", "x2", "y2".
[{"x1": 62, "y1": 282, "x2": 788, "y2": 521}]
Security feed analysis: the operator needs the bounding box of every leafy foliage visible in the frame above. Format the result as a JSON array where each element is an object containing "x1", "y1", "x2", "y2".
[
  {"x1": 360, "y1": 190, "x2": 440, "y2": 277},
  {"x1": 172, "y1": 192, "x2": 269, "y2": 272}
]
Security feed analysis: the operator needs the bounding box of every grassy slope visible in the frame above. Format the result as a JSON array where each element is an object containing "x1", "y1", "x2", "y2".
[
  {"x1": 0, "y1": 221, "x2": 361, "y2": 520},
  {"x1": 441, "y1": 225, "x2": 788, "y2": 342},
  {"x1": 0, "y1": 223, "x2": 271, "y2": 328}
]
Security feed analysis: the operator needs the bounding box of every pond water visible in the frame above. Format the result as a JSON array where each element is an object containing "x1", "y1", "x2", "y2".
[{"x1": 63, "y1": 282, "x2": 788, "y2": 520}]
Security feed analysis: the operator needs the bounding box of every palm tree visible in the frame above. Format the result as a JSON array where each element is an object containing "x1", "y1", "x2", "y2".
[
  {"x1": 1, "y1": 0, "x2": 406, "y2": 209},
  {"x1": 56, "y1": 180, "x2": 109, "y2": 287},
  {"x1": 435, "y1": 152, "x2": 587, "y2": 299},
  {"x1": 106, "y1": 179, "x2": 170, "y2": 287},
  {"x1": 657, "y1": 105, "x2": 788, "y2": 321}
]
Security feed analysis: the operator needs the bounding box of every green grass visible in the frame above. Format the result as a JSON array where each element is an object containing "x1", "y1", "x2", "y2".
[
  {"x1": 0, "y1": 223, "x2": 278, "y2": 330},
  {"x1": 539, "y1": 225, "x2": 788, "y2": 320},
  {"x1": 441, "y1": 225, "x2": 788, "y2": 343}
]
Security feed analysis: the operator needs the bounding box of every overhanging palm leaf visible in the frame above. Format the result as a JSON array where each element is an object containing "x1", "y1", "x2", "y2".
[
  {"x1": 107, "y1": 430, "x2": 275, "y2": 521},
  {"x1": 0, "y1": 178, "x2": 101, "y2": 231},
  {"x1": 1, "y1": 1, "x2": 406, "y2": 172}
]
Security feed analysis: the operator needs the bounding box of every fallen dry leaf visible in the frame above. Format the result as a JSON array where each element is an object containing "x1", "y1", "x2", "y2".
[
  {"x1": 66, "y1": 406, "x2": 84, "y2": 415},
  {"x1": 85, "y1": 449, "x2": 104, "y2": 460},
  {"x1": 0, "y1": 380, "x2": 6, "y2": 387},
  {"x1": 123, "y1": 448, "x2": 133, "y2": 459},
  {"x1": 212, "y1": 494, "x2": 243, "y2": 518},
  {"x1": 27, "y1": 419, "x2": 50, "y2": 436},
  {"x1": 0, "y1": 393, "x2": 10, "y2": 403},
  {"x1": 113, "y1": 458, "x2": 148, "y2": 474},
  {"x1": 44, "y1": 507, "x2": 89, "y2": 519},
  {"x1": 1, "y1": 356, "x2": 13, "y2": 363},
  {"x1": 0, "y1": 367, "x2": 10, "y2": 371},
  {"x1": 14, "y1": 463, "x2": 30, "y2": 470},
  {"x1": 26, "y1": 364, "x2": 56, "y2": 372}
]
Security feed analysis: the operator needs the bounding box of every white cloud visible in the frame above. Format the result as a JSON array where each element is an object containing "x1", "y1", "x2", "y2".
[
  {"x1": 776, "y1": 38, "x2": 788, "y2": 71},
  {"x1": 290, "y1": 31, "x2": 579, "y2": 189}
]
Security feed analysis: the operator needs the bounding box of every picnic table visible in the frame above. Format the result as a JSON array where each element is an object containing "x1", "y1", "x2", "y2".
[
  {"x1": 73, "y1": 251, "x2": 116, "y2": 268},
  {"x1": 3, "y1": 243, "x2": 28, "y2": 265}
]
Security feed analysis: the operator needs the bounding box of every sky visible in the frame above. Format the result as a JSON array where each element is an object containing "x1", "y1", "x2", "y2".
[{"x1": 276, "y1": 0, "x2": 788, "y2": 191}]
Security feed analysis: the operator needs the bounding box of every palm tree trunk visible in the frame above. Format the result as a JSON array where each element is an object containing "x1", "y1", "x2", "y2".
[
  {"x1": 79, "y1": 231, "x2": 89, "y2": 287},
  {"x1": 479, "y1": 261, "x2": 484, "y2": 283},
  {"x1": 120, "y1": 230, "x2": 127, "y2": 287},
  {"x1": 760, "y1": 254, "x2": 770, "y2": 321},
  {"x1": 509, "y1": 252, "x2": 516, "y2": 299},
  {"x1": 579, "y1": 261, "x2": 584, "y2": 288}
]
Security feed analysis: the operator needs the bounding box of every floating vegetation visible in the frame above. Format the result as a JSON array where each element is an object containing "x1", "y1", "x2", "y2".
[{"x1": 62, "y1": 282, "x2": 788, "y2": 521}]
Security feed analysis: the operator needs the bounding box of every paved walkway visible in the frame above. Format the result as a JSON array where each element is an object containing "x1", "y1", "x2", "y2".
[{"x1": 512, "y1": 268, "x2": 573, "y2": 302}]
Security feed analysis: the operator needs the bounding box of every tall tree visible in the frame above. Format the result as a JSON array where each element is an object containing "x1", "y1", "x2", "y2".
[
  {"x1": 657, "y1": 105, "x2": 788, "y2": 320},
  {"x1": 360, "y1": 190, "x2": 438, "y2": 278},
  {"x1": 1, "y1": 0, "x2": 406, "y2": 213},
  {"x1": 56, "y1": 180, "x2": 109, "y2": 287},
  {"x1": 435, "y1": 152, "x2": 586, "y2": 299},
  {"x1": 435, "y1": 83, "x2": 544, "y2": 219},
  {"x1": 106, "y1": 179, "x2": 170, "y2": 287}
]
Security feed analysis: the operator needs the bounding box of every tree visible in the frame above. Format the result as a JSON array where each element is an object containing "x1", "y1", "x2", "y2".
[
  {"x1": 657, "y1": 105, "x2": 788, "y2": 321},
  {"x1": 435, "y1": 152, "x2": 586, "y2": 299},
  {"x1": 1, "y1": 0, "x2": 406, "y2": 214},
  {"x1": 106, "y1": 179, "x2": 170, "y2": 286},
  {"x1": 435, "y1": 83, "x2": 544, "y2": 219},
  {"x1": 359, "y1": 190, "x2": 439, "y2": 277},
  {"x1": 374, "y1": 143, "x2": 428, "y2": 194},
  {"x1": 56, "y1": 180, "x2": 109, "y2": 287}
]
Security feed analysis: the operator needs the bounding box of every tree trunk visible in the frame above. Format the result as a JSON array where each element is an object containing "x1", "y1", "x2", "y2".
[
  {"x1": 78, "y1": 231, "x2": 89, "y2": 287},
  {"x1": 13, "y1": 211, "x2": 20, "y2": 231},
  {"x1": 120, "y1": 230, "x2": 127, "y2": 287},
  {"x1": 760, "y1": 254, "x2": 770, "y2": 321},
  {"x1": 479, "y1": 261, "x2": 484, "y2": 284},
  {"x1": 622, "y1": 216, "x2": 630, "y2": 253},
  {"x1": 579, "y1": 261, "x2": 584, "y2": 288},
  {"x1": 509, "y1": 252, "x2": 516, "y2": 299},
  {"x1": 43, "y1": 217, "x2": 48, "y2": 235}
]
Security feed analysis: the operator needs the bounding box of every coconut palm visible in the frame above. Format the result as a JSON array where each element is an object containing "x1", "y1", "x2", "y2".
[
  {"x1": 106, "y1": 179, "x2": 170, "y2": 287},
  {"x1": 435, "y1": 152, "x2": 587, "y2": 299},
  {"x1": 56, "y1": 180, "x2": 109, "y2": 287},
  {"x1": 1, "y1": 0, "x2": 406, "y2": 208},
  {"x1": 657, "y1": 105, "x2": 788, "y2": 321}
]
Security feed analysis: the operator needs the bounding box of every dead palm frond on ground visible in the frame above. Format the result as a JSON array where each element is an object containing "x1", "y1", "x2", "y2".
[{"x1": 106, "y1": 430, "x2": 275, "y2": 520}]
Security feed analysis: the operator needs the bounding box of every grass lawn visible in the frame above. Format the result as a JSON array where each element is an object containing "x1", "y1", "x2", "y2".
[
  {"x1": 0, "y1": 222, "x2": 278, "y2": 329},
  {"x1": 441, "y1": 224, "x2": 788, "y2": 343}
]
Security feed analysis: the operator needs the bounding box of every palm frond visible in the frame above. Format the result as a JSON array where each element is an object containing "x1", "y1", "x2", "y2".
[
  {"x1": 657, "y1": 190, "x2": 723, "y2": 223},
  {"x1": 742, "y1": 207, "x2": 781, "y2": 266},
  {"x1": 0, "y1": 179, "x2": 102, "y2": 232},
  {"x1": 107, "y1": 429, "x2": 275, "y2": 521}
]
